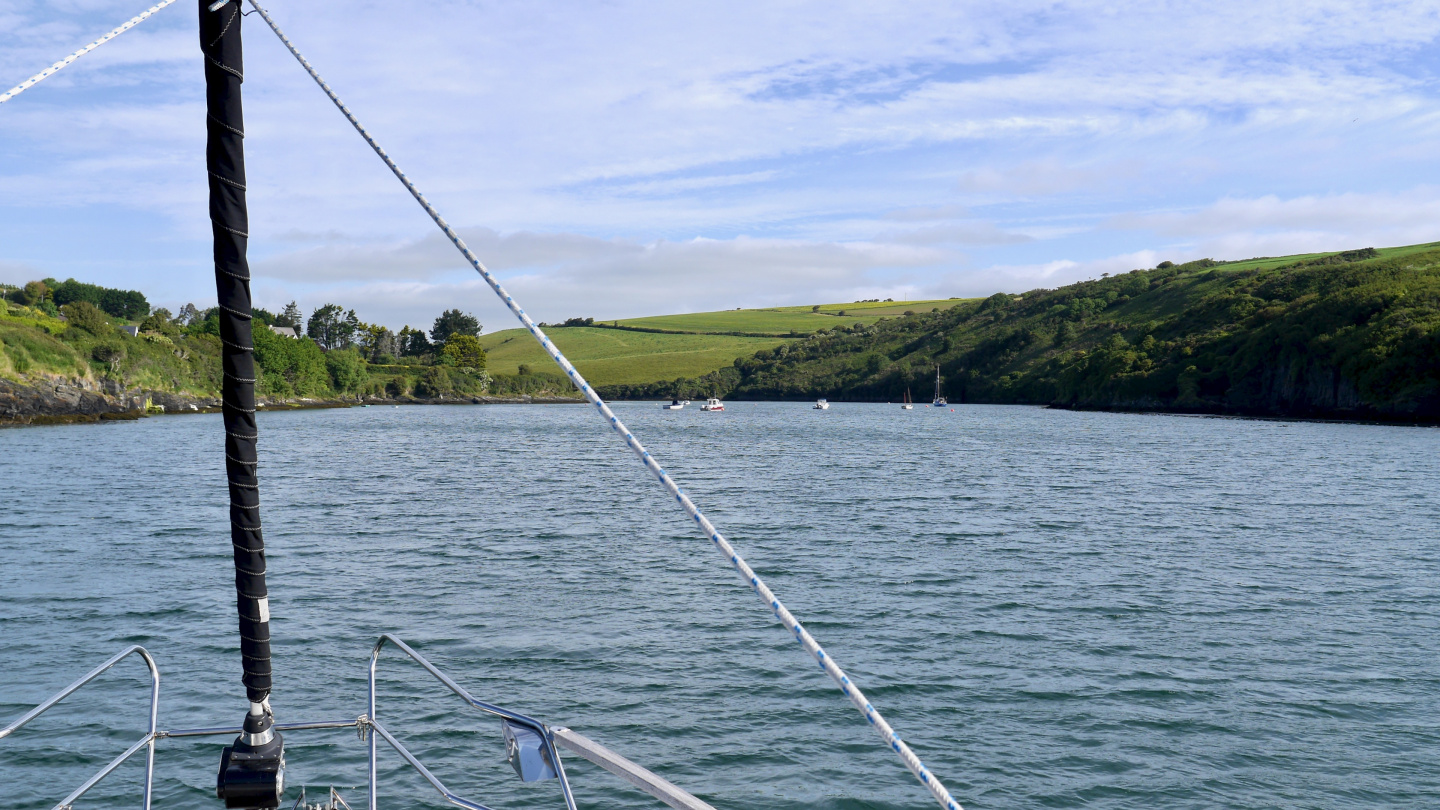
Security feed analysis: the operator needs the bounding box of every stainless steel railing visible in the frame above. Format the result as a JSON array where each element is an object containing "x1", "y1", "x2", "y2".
[
  {"x1": 365, "y1": 633, "x2": 577, "y2": 810},
  {"x1": 0, "y1": 645, "x2": 160, "y2": 810},
  {"x1": 3, "y1": 638, "x2": 714, "y2": 810}
]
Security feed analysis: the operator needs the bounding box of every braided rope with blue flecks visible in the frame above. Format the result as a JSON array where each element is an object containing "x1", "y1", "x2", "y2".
[
  {"x1": 247, "y1": 4, "x2": 963, "y2": 808},
  {"x1": 0, "y1": 0, "x2": 180, "y2": 105}
]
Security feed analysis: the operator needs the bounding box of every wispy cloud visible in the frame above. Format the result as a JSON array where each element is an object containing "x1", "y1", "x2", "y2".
[
  {"x1": 2, "y1": 0, "x2": 1440, "y2": 327},
  {"x1": 251, "y1": 231, "x2": 952, "y2": 328},
  {"x1": 1110, "y1": 189, "x2": 1440, "y2": 258}
]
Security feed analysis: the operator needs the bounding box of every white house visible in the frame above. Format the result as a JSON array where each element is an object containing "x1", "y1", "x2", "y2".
[
  {"x1": 268, "y1": 325, "x2": 298, "y2": 338},
  {"x1": 118, "y1": 325, "x2": 139, "y2": 337}
]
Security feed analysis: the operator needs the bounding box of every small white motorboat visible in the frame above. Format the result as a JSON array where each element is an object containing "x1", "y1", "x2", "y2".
[
  {"x1": 662, "y1": 399, "x2": 685, "y2": 410},
  {"x1": 813, "y1": 398, "x2": 830, "y2": 410},
  {"x1": 701, "y1": 397, "x2": 725, "y2": 411}
]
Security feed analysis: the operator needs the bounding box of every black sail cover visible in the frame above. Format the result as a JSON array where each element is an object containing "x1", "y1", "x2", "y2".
[{"x1": 200, "y1": 0, "x2": 273, "y2": 707}]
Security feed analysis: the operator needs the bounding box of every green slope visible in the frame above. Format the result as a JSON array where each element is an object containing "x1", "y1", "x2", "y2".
[
  {"x1": 479, "y1": 327, "x2": 789, "y2": 386},
  {"x1": 611, "y1": 298, "x2": 968, "y2": 334},
  {"x1": 481, "y1": 298, "x2": 972, "y2": 386},
  {"x1": 602, "y1": 243, "x2": 1440, "y2": 421}
]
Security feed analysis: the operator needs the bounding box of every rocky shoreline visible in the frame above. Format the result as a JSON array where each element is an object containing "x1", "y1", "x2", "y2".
[{"x1": 0, "y1": 377, "x2": 583, "y2": 426}]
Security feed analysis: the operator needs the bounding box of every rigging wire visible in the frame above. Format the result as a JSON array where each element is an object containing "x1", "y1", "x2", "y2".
[
  {"x1": 0, "y1": 0, "x2": 180, "y2": 105},
  {"x1": 243, "y1": 4, "x2": 966, "y2": 810}
]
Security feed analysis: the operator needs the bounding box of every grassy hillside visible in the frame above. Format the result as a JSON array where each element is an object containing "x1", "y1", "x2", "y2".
[
  {"x1": 10, "y1": 241, "x2": 1438, "y2": 420},
  {"x1": 606, "y1": 243, "x2": 1440, "y2": 421},
  {"x1": 480, "y1": 327, "x2": 788, "y2": 386},
  {"x1": 482, "y1": 298, "x2": 971, "y2": 385},
  {"x1": 0, "y1": 300, "x2": 577, "y2": 408},
  {"x1": 612, "y1": 298, "x2": 967, "y2": 334},
  {"x1": 0, "y1": 301, "x2": 225, "y2": 396}
]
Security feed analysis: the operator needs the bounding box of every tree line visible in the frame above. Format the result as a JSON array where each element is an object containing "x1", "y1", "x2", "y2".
[
  {"x1": 2, "y1": 278, "x2": 149, "y2": 320},
  {"x1": 598, "y1": 248, "x2": 1440, "y2": 421},
  {"x1": 1, "y1": 275, "x2": 526, "y2": 399}
]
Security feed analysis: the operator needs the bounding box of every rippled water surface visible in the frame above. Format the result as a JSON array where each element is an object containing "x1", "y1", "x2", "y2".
[{"x1": 3, "y1": 403, "x2": 1439, "y2": 809}]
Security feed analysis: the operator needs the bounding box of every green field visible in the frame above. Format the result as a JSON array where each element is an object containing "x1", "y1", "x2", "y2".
[
  {"x1": 479, "y1": 327, "x2": 789, "y2": 386},
  {"x1": 611, "y1": 298, "x2": 970, "y2": 334},
  {"x1": 1214, "y1": 241, "x2": 1440, "y2": 273},
  {"x1": 481, "y1": 298, "x2": 974, "y2": 386}
]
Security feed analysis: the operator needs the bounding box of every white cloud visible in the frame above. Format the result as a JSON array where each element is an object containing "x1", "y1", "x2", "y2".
[
  {"x1": 881, "y1": 204, "x2": 973, "y2": 221},
  {"x1": 939, "y1": 249, "x2": 1163, "y2": 296},
  {"x1": 955, "y1": 159, "x2": 1130, "y2": 197},
  {"x1": 1112, "y1": 189, "x2": 1440, "y2": 257},
  {"x1": 250, "y1": 232, "x2": 954, "y2": 329},
  {"x1": 881, "y1": 221, "x2": 1032, "y2": 245},
  {"x1": 4, "y1": 0, "x2": 1440, "y2": 325}
]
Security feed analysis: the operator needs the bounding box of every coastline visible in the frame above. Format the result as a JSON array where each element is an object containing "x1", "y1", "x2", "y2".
[
  {"x1": 0, "y1": 376, "x2": 583, "y2": 427},
  {"x1": 6, "y1": 375, "x2": 1435, "y2": 428}
]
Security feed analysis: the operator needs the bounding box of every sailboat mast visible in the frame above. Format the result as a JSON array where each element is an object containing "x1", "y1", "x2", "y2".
[{"x1": 200, "y1": 1, "x2": 285, "y2": 803}]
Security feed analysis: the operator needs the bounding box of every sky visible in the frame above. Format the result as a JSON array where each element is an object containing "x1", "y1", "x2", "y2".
[{"x1": 1, "y1": 0, "x2": 1439, "y2": 332}]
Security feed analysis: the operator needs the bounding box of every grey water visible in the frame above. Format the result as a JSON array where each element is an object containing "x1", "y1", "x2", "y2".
[{"x1": 2, "y1": 402, "x2": 1438, "y2": 809}]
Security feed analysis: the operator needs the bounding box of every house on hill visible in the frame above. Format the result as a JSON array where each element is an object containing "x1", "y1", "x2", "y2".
[
  {"x1": 268, "y1": 325, "x2": 298, "y2": 338},
  {"x1": 118, "y1": 325, "x2": 140, "y2": 337}
]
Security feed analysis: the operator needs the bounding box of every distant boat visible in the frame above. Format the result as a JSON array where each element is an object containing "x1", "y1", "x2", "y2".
[
  {"x1": 663, "y1": 399, "x2": 685, "y2": 410},
  {"x1": 932, "y1": 366, "x2": 947, "y2": 407},
  {"x1": 701, "y1": 397, "x2": 725, "y2": 411},
  {"x1": 813, "y1": 399, "x2": 830, "y2": 410},
  {"x1": 902, "y1": 388, "x2": 913, "y2": 410}
]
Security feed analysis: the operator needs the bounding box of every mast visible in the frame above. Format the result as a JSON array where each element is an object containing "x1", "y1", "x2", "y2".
[{"x1": 200, "y1": 1, "x2": 285, "y2": 805}]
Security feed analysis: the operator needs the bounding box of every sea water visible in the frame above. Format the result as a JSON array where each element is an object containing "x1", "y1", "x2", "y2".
[{"x1": 2, "y1": 403, "x2": 1438, "y2": 809}]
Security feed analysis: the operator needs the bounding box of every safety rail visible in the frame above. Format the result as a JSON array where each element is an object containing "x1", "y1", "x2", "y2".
[
  {"x1": 0, "y1": 645, "x2": 160, "y2": 810},
  {"x1": 5, "y1": 640, "x2": 713, "y2": 810},
  {"x1": 366, "y1": 633, "x2": 577, "y2": 810}
]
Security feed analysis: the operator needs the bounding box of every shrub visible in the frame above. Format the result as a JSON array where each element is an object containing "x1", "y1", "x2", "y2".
[
  {"x1": 61, "y1": 301, "x2": 111, "y2": 335},
  {"x1": 140, "y1": 311, "x2": 181, "y2": 338},
  {"x1": 91, "y1": 342, "x2": 125, "y2": 374},
  {"x1": 324, "y1": 347, "x2": 367, "y2": 393},
  {"x1": 18, "y1": 281, "x2": 49, "y2": 306},
  {"x1": 253, "y1": 325, "x2": 331, "y2": 397},
  {"x1": 441, "y1": 334, "x2": 487, "y2": 370},
  {"x1": 414, "y1": 366, "x2": 454, "y2": 398}
]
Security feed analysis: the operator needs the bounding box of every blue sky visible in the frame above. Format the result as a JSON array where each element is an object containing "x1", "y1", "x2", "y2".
[{"x1": 2, "y1": 0, "x2": 1439, "y2": 332}]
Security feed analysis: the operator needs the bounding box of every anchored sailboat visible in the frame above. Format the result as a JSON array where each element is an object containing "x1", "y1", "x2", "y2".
[{"x1": 932, "y1": 366, "x2": 947, "y2": 408}]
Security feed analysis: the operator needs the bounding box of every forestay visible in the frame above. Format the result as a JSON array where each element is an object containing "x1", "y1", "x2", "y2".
[{"x1": 242, "y1": 3, "x2": 966, "y2": 809}]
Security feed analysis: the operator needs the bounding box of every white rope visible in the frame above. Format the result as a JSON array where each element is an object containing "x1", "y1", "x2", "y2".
[
  {"x1": 0, "y1": 0, "x2": 180, "y2": 105},
  {"x1": 246, "y1": 5, "x2": 965, "y2": 809}
]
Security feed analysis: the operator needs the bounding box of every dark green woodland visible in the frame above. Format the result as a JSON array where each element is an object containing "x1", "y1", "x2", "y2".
[{"x1": 601, "y1": 244, "x2": 1440, "y2": 422}]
